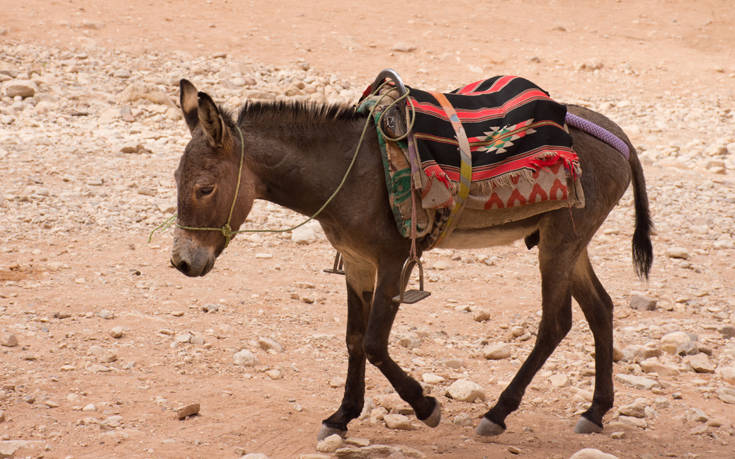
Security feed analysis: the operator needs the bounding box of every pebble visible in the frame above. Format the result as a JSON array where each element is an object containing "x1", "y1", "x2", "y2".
[
  {"x1": 618, "y1": 398, "x2": 648, "y2": 418},
  {"x1": 241, "y1": 454, "x2": 270, "y2": 459},
  {"x1": 719, "y1": 325, "x2": 735, "y2": 339},
  {"x1": 383, "y1": 413, "x2": 413, "y2": 430},
  {"x1": 569, "y1": 448, "x2": 619, "y2": 459},
  {"x1": 630, "y1": 294, "x2": 657, "y2": 311},
  {"x1": 472, "y1": 309, "x2": 491, "y2": 322},
  {"x1": 110, "y1": 326, "x2": 124, "y2": 339},
  {"x1": 640, "y1": 357, "x2": 679, "y2": 377},
  {"x1": 0, "y1": 410, "x2": 4, "y2": 423},
  {"x1": 610, "y1": 431, "x2": 625, "y2": 439},
  {"x1": 665, "y1": 247, "x2": 690, "y2": 259},
  {"x1": 446, "y1": 379, "x2": 485, "y2": 402},
  {"x1": 660, "y1": 331, "x2": 697, "y2": 355},
  {"x1": 316, "y1": 434, "x2": 344, "y2": 453},
  {"x1": 291, "y1": 221, "x2": 323, "y2": 244},
  {"x1": 615, "y1": 374, "x2": 659, "y2": 390},
  {"x1": 0, "y1": 334, "x2": 18, "y2": 347},
  {"x1": 685, "y1": 353, "x2": 715, "y2": 373},
  {"x1": 482, "y1": 342, "x2": 511, "y2": 360},
  {"x1": 4, "y1": 80, "x2": 36, "y2": 98},
  {"x1": 97, "y1": 309, "x2": 115, "y2": 320},
  {"x1": 718, "y1": 366, "x2": 735, "y2": 384},
  {"x1": 233, "y1": 349, "x2": 258, "y2": 366},
  {"x1": 258, "y1": 337, "x2": 283, "y2": 353},
  {"x1": 100, "y1": 415, "x2": 123, "y2": 430},
  {"x1": 175, "y1": 403, "x2": 200, "y2": 420},
  {"x1": 390, "y1": 43, "x2": 417, "y2": 53},
  {"x1": 716, "y1": 386, "x2": 735, "y2": 404},
  {"x1": 421, "y1": 372, "x2": 445, "y2": 384},
  {"x1": 549, "y1": 373, "x2": 569, "y2": 387},
  {"x1": 82, "y1": 403, "x2": 96, "y2": 412}
]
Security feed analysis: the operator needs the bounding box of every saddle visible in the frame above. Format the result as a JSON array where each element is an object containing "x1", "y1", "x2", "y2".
[{"x1": 327, "y1": 70, "x2": 585, "y2": 304}]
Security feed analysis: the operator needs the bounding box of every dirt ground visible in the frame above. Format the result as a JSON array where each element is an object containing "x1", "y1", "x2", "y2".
[{"x1": 1, "y1": 1, "x2": 734, "y2": 458}]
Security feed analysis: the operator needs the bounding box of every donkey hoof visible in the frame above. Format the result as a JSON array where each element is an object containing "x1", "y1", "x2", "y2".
[
  {"x1": 476, "y1": 417, "x2": 506, "y2": 437},
  {"x1": 574, "y1": 417, "x2": 603, "y2": 434},
  {"x1": 420, "y1": 400, "x2": 441, "y2": 428},
  {"x1": 317, "y1": 423, "x2": 347, "y2": 441}
]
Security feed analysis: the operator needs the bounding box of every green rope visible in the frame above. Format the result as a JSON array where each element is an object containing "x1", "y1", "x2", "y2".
[{"x1": 148, "y1": 78, "x2": 415, "y2": 244}]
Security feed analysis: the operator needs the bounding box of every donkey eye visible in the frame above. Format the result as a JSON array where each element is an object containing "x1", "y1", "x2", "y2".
[{"x1": 196, "y1": 186, "x2": 215, "y2": 198}]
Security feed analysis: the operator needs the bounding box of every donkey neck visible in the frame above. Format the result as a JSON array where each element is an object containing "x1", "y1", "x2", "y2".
[{"x1": 243, "y1": 114, "x2": 374, "y2": 219}]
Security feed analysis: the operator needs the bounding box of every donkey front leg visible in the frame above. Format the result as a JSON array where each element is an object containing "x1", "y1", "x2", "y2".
[
  {"x1": 363, "y1": 265, "x2": 441, "y2": 427},
  {"x1": 319, "y1": 261, "x2": 374, "y2": 440}
]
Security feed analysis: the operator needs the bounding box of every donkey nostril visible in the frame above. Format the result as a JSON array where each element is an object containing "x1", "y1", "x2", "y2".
[{"x1": 175, "y1": 260, "x2": 190, "y2": 274}]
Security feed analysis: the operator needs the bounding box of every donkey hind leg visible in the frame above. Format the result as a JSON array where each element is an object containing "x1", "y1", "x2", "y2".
[
  {"x1": 477, "y1": 244, "x2": 576, "y2": 436},
  {"x1": 570, "y1": 250, "x2": 614, "y2": 433},
  {"x1": 319, "y1": 261, "x2": 374, "y2": 441},
  {"x1": 363, "y1": 263, "x2": 441, "y2": 428}
]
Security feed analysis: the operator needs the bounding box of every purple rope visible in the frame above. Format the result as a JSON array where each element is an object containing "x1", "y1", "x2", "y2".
[{"x1": 565, "y1": 112, "x2": 630, "y2": 160}]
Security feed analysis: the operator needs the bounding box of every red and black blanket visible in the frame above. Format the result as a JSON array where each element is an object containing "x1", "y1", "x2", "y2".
[
  {"x1": 407, "y1": 75, "x2": 579, "y2": 207},
  {"x1": 359, "y1": 75, "x2": 584, "y2": 238}
]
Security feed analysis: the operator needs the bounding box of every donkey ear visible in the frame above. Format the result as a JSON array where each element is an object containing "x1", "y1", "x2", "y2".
[
  {"x1": 179, "y1": 79, "x2": 199, "y2": 134},
  {"x1": 197, "y1": 92, "x2": 228, "y2": 148}
]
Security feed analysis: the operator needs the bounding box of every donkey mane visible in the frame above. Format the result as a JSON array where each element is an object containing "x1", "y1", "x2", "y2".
[{"x1": 234, "y1": 100, "x2": 365, "y2": 128}]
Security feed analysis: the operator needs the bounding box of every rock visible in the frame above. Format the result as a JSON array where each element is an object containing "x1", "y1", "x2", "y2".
[
  {"x1": 383, "y1": 413, "x2": 413, "y2": 430},
  {"x1": 110, "y1": 326, "x2": 124, "y2": 339},
  {"x1": 421, "y1": 373, "x2": 445, "y2": 384},
  {"x1": 685, "y1": 408, "x2": 708, "y2": 423},
  {"x1": 630, "y1": 294, "x2": 657, "y2": 311},
  {"x1": 640, "y1": 357, "x2": 679, "y2": 376},
  {"x1": 100, "y1": 415, "x2": 124, "y2": 430},
  {"x1": 660, "y1": 331, "x2": 697, "y2": 355},
  {"x1": 452, "y1": 413, "x2": 474, "y2": 426},
  {"x1": 717, "y1": 366, "x2": 735, "y2": 384},
  {"x1": 316, "y1": 434, "x2": 344, "y2": 453},
  {"x1": 618, "y1": 398, "x2": 648, "y2": 418},
  {"x1": 473, "y1": 309, "x2": 491, "y2": 322},
  {"x1": 173, "y1": 333, "x2": 192, "y2": 345},
  {"x1": 97, "y1": 309, "x2": 115, "y2": 320},
  {"x1": 120, "y1": 144, "x2": 152, "y2": 154},
  {"x1": 664, "y1": 247, "x2": 689, "y2": 259},
  {"x1": 300, "y1": 455, "x2": 331, "y2": 459},
  {"x1": 686, "y1": 353, "x2": 715, "y2": 373},
  {"x1": 241, "y1": 454, "x2": 270, "y2": 459},
  {"x1": 4, "y1": 80, "x2": 37, "y2": 98},
  {"x1": 615, "y1": 374, "x2": 659, "y2": 390},
  {"x1": 1, "y1": 334, "x2": 18, "y2": 347},
  {"x1": 117, "y1": 82, "x2": 176, "y2": 107},
  {"x1": 483, "y1": 343, "x2": 511, "y2": 360},
  {"x1": 82, "y1": 403, "x2": 96, "y2": 412},
  {"x1": 508, "y1": 446, "x2": 522, "y2": 455},
  {"x1": 390, "y1": 43, "x2": 417, "y2": 53},
  {"x1": 569, "y1": 448, "x2": 618, "y2": 459},
  {"x1": 265, "y1": 369, "x2": 282, "y2": 380},
  {"x1": 0, "y1": 410, "x2": 4, "y2": 422},
  {"x1": 397, "y1": 333, "x2": 421, "y2": 349},
  {"x1": 176, "y1": 403, "x2": 200, "y2": 419},
  {"x1": 716, "y1": 386, "x2": 735, "y2": 404},
  {"x1": 441, "y1": 358, "x2": 464, "y2": 369},
  {"x1": 233, "y1": 349, "x2": 258, "y2": 366},
  {"x1": 291, "y1": 221, "x2": 323, "y2": 244},
  {"x1": 345, "y1": 438, "x2": 370, "y2": 447},
  {"x1": 258, "y1": 337, "x2": 283, "y2": 353},
  {"x1": 201, "y1": 303, "x2": 220, "y2": 313},
  {"x1": 719, "y1": 325, "x2": 735, "y2": 339},
  {"x1": 446, "y1": 379, "x2": 485, "y2": 402},
  {"x1": 610, "y1": 431, "x2": 625, "y2": 439},
  {"x1": 549, "y1": 373, "x2": 569, "y2": 388}
]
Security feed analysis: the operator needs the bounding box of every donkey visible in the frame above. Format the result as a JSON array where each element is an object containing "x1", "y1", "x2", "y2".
[{"x1": 169, "y1": 78, "x2": 652, "y2": 440}]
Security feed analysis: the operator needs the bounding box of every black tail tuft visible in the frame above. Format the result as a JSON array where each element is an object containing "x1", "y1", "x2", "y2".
[{"x1": 630, "y1": 149, "x2": 653, "y2": 279}]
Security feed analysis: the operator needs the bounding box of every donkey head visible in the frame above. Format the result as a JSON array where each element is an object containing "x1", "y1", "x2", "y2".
[{"x1": 170, "y1": 79, "x2": 256, "y2": 277}]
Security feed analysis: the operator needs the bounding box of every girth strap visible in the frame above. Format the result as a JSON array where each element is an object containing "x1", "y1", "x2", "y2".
[{"x1": 429, "y1": 91, "x2": 472, "y2": 246}]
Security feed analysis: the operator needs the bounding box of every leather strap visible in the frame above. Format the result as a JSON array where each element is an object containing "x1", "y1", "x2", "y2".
[{"x1": 429, "y1": 91, "x2": 472, "y2": 246}]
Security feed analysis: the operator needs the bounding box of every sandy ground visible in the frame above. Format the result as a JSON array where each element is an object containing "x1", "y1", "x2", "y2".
[{"x1": 1, "y1": 1, "x2": 735, "y2": 458}]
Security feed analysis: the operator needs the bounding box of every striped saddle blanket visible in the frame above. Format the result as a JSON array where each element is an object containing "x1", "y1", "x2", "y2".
[{"x1": 359, "y1": 75, "x2": 584, "y2": 238}]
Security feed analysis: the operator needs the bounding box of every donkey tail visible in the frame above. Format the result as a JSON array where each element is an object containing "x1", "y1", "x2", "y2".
[{"x1": 628, "y1": 148, "x2": 653, "y2": 279}]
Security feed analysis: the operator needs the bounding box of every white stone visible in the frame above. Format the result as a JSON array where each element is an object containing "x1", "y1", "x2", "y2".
[
  {"x1": 618, "y1": 398, "x2": 648, "y2": 418},
  {"x1": 549, "y1": 373, "x2": 569, "y2": 388},
  {"x1": 664, "y1": 247, "x2": 689, "y2": 259},
  {"x1": 233, "y1": 349, "x2": 258, "y2": 366},
  {"x1": 316, "y1": 434, "x2": 343, "y2": 453},
  {"x1": 421, "y1": 373, "x2": 445, "y2": 384},
  {"x1": 685, "y1": 353, "x2": 715, "y2": 373},
  {"x1": 110, "y1": 326, "x2": 124, "y2": 339},
  {"x1": 257, "y1": 337, "x2": 283, "y2": 353},
  {"x1": 0, "y1": 334, "x2": 18, "y2": 347},
  {"x1": 629, "y1": 294, "x2": 657, "y2": 311},
  {"x1": 446, "y1": 379, "x2": 485, "y2": 402},
  {"x1": 4, "y1": 80, "x2": 37, "y2": 98},
  {"x1": 383, "y1": 413, "x2": 413, "y2": 430},
  {"x1": 640, "y1": 358, "x2": 679, "y2": 377},
  {"x1": 482, "y1": 343, "x2": 511, "y2": 360},
  {"x1": 569, "y1": 448, "x2": 618, "y2": 459},
  {"x1": 615, "y1": 374, "x2": 659, "y2": 390},
  {"x1": 291, "y1": 221, "x2": 323, "y2": 244},
  {"x1": 717, "y1": 366, "x2": 735, "y2": 385},
  {"x1": 717, "y1": 386, "x2": 735, "y2": 404},
  {"x1": 660, "y1": 331, "x2": 696, "y2": 355}
]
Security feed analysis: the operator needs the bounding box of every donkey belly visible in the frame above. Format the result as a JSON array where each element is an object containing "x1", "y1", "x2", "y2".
[{"x1": 436, "y1": 219, "x2": 539, "y2": 250}]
